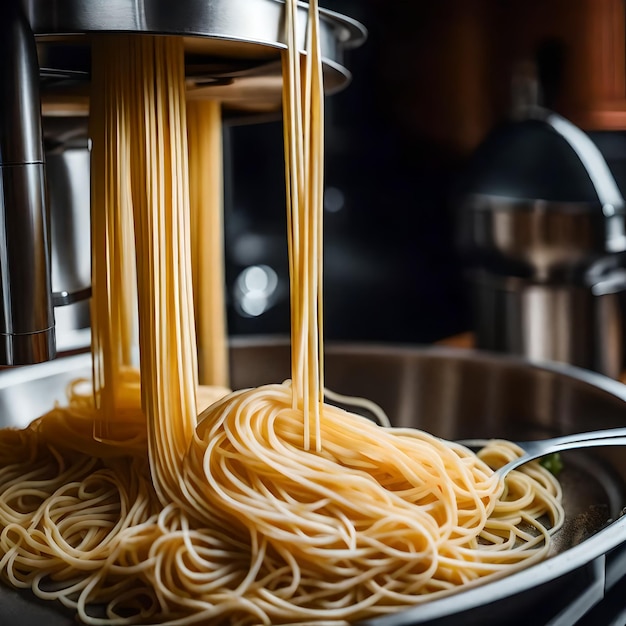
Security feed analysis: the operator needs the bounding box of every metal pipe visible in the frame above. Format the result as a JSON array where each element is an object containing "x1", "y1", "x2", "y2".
[{"x1": 0, "y1": 1, "x2": 55, "y2": 364}]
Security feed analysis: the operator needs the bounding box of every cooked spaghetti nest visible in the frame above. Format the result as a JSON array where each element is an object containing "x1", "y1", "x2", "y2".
[{"x1": 0, "y1": 378, "x2": 563, "y2": 625}]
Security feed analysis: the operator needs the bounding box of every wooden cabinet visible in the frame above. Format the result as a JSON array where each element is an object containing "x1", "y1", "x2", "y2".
[
  {"x1": 481, "y1": 0, "x2": 626, "y2": 131},
  {"x1": 571, "y1": 0, "x2": 626, "y2": 129},
  {"x1": 484, "y1": 0, "x2": 626, "y2": 130},
  {"x1": 373, "y1": 0, "x2": 626, "y2": 156}
]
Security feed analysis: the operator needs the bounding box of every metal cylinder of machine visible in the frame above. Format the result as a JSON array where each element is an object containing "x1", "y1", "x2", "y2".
[{"x1": 0, "y1": 2, "x2": 55, "y2": 364}]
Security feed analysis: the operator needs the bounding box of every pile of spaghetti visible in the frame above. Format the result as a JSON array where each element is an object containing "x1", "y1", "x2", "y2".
[{"x1": 0, "y1": 2, "x2": 564, "y2": 625}]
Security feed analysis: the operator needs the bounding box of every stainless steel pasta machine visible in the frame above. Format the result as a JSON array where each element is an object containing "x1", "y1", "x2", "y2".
[{"x1": 0, "y1": 0, "x2": 365, "y2": 365}]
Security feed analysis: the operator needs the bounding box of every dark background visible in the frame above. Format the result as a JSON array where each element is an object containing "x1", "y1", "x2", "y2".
[{"x1": 224, "y1": 0, "x2": 626, "y2": 344}]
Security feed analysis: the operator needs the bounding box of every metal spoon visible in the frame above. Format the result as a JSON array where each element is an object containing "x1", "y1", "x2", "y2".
[{"x1": 458, "y1": 427, "x2": 626, "y2": 478}]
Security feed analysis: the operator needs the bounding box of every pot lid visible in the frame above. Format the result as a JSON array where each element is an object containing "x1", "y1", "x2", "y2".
[
  {"x1": 466, "y1": 108, "x2": 624, "y2": 214},
  {"x1": 465, "y1": 57, "x2": 624, "y2": 216}
]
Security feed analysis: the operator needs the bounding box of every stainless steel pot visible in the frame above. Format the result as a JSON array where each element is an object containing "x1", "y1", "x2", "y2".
[
  {"x1": 469, "y1": 270, "x2": 624, "y2": 378},
  {"x1": 1, "y1": 340, "x2": 626, "y2": 625},
  {"x1": 461, "y1": 193, "x2": 626, "y2": 282},
  {"x1": 458, "y1": 106, "x2": 626, "y2": 375}
]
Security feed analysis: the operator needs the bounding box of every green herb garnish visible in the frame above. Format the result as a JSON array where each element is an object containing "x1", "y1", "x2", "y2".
[{"x1": 540, "y1": 453, "x2": 563, "y2": 476}]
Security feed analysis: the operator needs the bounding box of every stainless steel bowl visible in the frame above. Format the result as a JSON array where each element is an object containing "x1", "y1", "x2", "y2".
[{"x1": 1, "y1": 339, "x2": 626, "y2": 625}]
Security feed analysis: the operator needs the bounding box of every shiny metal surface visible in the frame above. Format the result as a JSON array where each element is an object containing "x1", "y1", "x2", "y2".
[
  {"x1": 27, "y1": 0, "x2": 365, "y2": 48},
  {"x1": 27, "y1": 0, "x2": 366, "y2": 118},
  {"x1": 47, "y1": 146, "x2": 91, "y2": 334},
  {"x1": 0, "y1": 341, "x2": 626, "y2": 624},
  {"x1": 463, "y1": 194, "x2": 622, "y2": 281},
  {"x1": 462, "y1": 195, "x2": 626, "y2": 375},
  {"x1": 461, "y1": 110, "x2": 626, "y2": 274},
  {"x1": 460, "y1": 427, "x2": 626, "y2": 477},
  {"x1": 460, "y1": 109, "x2": 626, "y2": 376},
  {"x1": 469, "y1": 272, "x2": 624, "y2": 378},
  {"x1": 0, "y1": 3, "x2": 55, "y2": 364}
]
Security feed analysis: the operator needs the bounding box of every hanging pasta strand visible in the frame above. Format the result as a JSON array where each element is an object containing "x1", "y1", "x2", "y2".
[
  {"x1": 308, "y1": 0, "x2": 325, "y2": 449},
  {"x1": 90, "y1": 34, "x2": 139, "y2": 441},
  {"x1": 282, "y1": 0, "x2": 325, "y2": 450},
  {"x1": 128, "y1": 35, "x2": 198, "y2": 505},
  {"x1": 187, "y1": 99, "x2": 229, "y2": 389},
  {"x1": 282, "y1": 0, "x2": 305, "y2": 417}
]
